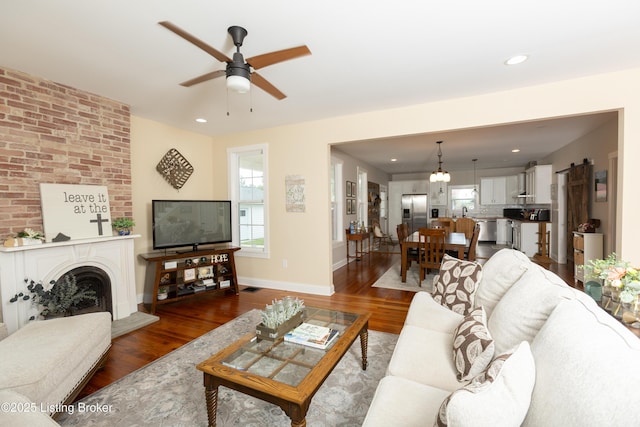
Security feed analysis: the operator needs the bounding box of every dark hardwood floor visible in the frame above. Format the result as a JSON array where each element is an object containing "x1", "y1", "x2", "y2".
[{"x1": 77, "y1": 244, "x2": 574, "y2": 400}]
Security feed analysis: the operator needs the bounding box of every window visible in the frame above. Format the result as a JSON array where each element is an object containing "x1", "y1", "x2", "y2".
[
  {"x1": 450, "y1": 185, "x2": 477, "y2": 215},
  {"x1": 357, "y1": 167, "x2": 368, "y2": 226},
  {"x1": 228, "y1": 145, "x2": 268, "y2": 257},
  {"x1": 330, "y1": 157, "x2": 343, "y2": 242}
]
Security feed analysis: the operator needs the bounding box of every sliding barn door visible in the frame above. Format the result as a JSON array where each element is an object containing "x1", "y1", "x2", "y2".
[{"x1": 567, "y1": 164, "x2": 591, "y2": 260}]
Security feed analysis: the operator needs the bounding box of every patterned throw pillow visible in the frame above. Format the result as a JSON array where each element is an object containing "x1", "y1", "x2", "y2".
[
  {"x1": 434, "y1": 342, "x2": 536, "y2": 427},
  {"x1": 452, "y1": 307, "x2": 494, "y2": 381},
  {"x1": 432, "y1": 254, "x2": 483, "y2": 315}
]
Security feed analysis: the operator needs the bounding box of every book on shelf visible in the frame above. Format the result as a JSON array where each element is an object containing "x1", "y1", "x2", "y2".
[{"x1": 284, "y1": 322, "x2": 339, "y2": 349}]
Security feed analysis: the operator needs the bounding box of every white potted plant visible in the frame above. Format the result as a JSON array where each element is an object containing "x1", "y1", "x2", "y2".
[{"x1": 157, "y1": 286, "x2": 169, "y2": 300}]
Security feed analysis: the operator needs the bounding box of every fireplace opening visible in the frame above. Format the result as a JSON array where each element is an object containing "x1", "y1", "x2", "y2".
[{"x1": 56, "y1": 266, "x2": 113, "y2": 318}]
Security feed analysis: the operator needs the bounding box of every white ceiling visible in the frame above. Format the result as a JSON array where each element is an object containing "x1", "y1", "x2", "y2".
[{"x1": 2, "y1": 1, "x2": 636, "y2": 173}]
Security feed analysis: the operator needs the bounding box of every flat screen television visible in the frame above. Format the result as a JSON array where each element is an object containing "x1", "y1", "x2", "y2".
[{"x1": 152, "y1": 200, "x2": 232, "y2": 252}]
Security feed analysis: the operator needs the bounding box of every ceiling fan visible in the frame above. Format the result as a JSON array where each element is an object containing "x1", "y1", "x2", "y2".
[{"x1": 159, "y1": 21, "x2": 311, "y2": 100}]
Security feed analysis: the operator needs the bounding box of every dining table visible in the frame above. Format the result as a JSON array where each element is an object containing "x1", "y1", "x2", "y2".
[{"x1": 400, "y1": 231, "x2": 470, "y2": 282}]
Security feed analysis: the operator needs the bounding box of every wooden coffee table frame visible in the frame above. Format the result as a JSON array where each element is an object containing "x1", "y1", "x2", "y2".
[{"x1": 196, "y1": 309, "x2": 370, "y2": 427}]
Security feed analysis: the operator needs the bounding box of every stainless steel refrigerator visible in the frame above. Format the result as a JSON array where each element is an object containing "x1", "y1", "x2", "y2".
[{"x1": 401, "y1": 194, "x2": 428, "y2": 234}]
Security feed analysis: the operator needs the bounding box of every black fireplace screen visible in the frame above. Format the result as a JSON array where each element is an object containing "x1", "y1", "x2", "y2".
[{"x1": 56, "y1": 266, "x2": 112, "y2": 318}]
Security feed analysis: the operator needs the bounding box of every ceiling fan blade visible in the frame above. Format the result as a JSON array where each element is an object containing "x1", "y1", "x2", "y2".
[
  {"x1": 159, "y1": 21, "x2": 231, "y2": 63},
  {"x1": 251, "y1": 72, "x2": 286, "y2": 100},
  {"x1": 180, "y1": 70, "x2": 226, "y2": 87},
  {"x1": 246, "y1": 45, "x2": 311, "y2": 70}
]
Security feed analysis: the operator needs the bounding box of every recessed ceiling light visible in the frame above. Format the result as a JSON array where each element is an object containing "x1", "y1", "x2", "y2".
[
  {"x1": 505, "y1": 55, "x2": 528, "y2": 66},
  {"x1": 390, "y1": 158, "x2": 397, "y2": 162},
  {"x1": 512, "y1": 148, "x2": 521, "y2": 153},
  {"x1": 195, "y1": 118, "x2": 207, "y2": 123}
]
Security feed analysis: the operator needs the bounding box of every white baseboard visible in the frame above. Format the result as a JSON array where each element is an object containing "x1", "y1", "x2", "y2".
[{"x1": 238, "y1": 276, "x2": 335, "y2": 296}]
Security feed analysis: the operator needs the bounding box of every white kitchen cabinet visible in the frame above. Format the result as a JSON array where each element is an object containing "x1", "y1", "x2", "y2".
[
  {"x1": 518, "y1": 221, "x2": 553, "y2": 257},
  {"x1": 430, "y1": 182, "x2": 447, "y2": 206},
  {"x1": 480, "y1": 177, "x2": 507, "y2": 205},
  {"x1": 505, "y1": 175, "x2": 520, "y2": 202},
  {"x1": 496, "y1": 218, "x2": 508, "y2": 244},
  {"x1": 573, "y1": 232, "x2": 603, "y2": 285},
  {"x1": 525, "y1": 165, "x2": 552, "y2": 204}
]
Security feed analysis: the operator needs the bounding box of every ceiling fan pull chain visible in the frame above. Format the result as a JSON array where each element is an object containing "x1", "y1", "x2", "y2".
[{"x1": 226, "y1": 88, "x2": 230, "y2": 116}]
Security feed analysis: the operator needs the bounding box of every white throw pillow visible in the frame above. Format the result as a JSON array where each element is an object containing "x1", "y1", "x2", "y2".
[
  {"x1": 474, "y1": 249, "x2": 529, "y2": 318},
  {"x1": 487, "y1": 266, "x2": 574, "y2": 355},
  {"x1": 435, "y1": 341, "x2": 536, "y2": 427},
  {"x1": 452, "y1": 307, "x2": 495, "y2": 381},
  {"x1": 432, "y1": 255, "x2": 483, "y2": 316}
]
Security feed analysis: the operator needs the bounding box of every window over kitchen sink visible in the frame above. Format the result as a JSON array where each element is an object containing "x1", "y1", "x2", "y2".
[{"x1": 450, "y1": 185, "x2": 477, "y2": 216}]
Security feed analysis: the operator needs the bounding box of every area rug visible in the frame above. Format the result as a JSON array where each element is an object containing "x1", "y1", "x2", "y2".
[
  {"x1": 111, "y1": 311, "x2": 159, "y2": 339},
  {"x1": 58, "y1": 309, "x2": 398, "y2": 426},
  {"x1": 372, "y1": 261, "x2": 434, "y2": 293}
]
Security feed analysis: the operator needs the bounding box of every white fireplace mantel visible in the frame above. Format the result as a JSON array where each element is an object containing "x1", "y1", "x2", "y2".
[{"x1": 0, "y1": 235, "x2": 139, "y2": 334}]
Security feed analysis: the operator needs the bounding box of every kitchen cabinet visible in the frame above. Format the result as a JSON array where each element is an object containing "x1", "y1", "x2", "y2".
[
  {"x1": 505, "y1": 175, "x2": 520, "y2": 202},
  {"x1": 430, "y1": 182, "x2": 448, "y2": 206},
  {"x1": 480, "y1": 177, "x2": 507, "y2": 205},
  {"x1": 525, "y1": 165, "x2": 552, "y2": 204},
  {"x1": 496, "y1": 218, "x2": 508, "y2": 244},
  {"x1": 515, "y1": 221, "x2": 553, "y2": 257},
  {"x1": 573, "y1": 232, "x2": 603, "y2": 285}
]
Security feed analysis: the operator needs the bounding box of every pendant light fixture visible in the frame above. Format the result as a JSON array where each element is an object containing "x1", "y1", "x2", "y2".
[
  {"x1": 472, "y1": 158, "x2": 478, "y2": 193},
  {"x1": 429, "y1": 141, "x2": 451, "y2": 183}
]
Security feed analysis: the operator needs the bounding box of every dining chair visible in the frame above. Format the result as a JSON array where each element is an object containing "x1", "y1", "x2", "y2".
[
  {"x1": 372, "y1": 220, "x2": 394, "y2": 248},
  {"x1": 436, "y1": 217, "x2": 456, "y2": 233},
  {"x1": 431, "y1": 220, "x2": 451, "y2": 235},
  {"x1": 418, "y1": 228, "x2": 446, "y2": 282},
  {"x1": 465, "y1": 223, "x2": 481, "y2": 261},
  {"x1": 397, "y1": 223, "x2": 418, "y2": 270},
  {"x1": 455, "y1": 217, "x2": 476, "y2": 239}
]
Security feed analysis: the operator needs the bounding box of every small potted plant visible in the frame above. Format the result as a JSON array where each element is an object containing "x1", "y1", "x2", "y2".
[
  {"x1": 157, "y1": 286, "x2": 169, "y2": 300},
  {"x1": 112, "y1": 217, "x2": 135, "y2": 235}
]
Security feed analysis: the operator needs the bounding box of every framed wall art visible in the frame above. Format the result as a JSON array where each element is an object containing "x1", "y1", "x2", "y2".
[
  {"x1": 346, "y1": 181, "x2": 352, "y2": 197},
  {"x1": 595, "y1": 170, "x2": 607, "y2": 202}
]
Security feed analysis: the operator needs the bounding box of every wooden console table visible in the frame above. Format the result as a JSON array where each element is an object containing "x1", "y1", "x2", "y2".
[
  {"x1": 346, "y1": 229, "x2": 371, "y2": 263},
  {"x1": 140, "y1": 246, "x2": 240, "y2": 314}
]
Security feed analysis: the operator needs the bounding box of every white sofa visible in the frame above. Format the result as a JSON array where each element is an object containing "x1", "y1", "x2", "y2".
[
  {"x1": 363, "y1": 249, "x2": 640, "y2": 426},
  {"x1": 0, "y1": 312, "x2": 111, "y2": 426}
]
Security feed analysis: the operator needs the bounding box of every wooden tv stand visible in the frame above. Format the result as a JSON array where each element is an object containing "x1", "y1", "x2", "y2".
[{"x1": 140, "y1": 246, "x2": 240, "y2": 314}]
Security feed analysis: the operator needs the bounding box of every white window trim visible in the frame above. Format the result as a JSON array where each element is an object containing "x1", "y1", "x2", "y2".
[
  {"x1": 331, "y1": 157, "x2": 344, "y2": 246},
  {"x1": 227, "y1": 144, "x2": 269, "y2": 259}
]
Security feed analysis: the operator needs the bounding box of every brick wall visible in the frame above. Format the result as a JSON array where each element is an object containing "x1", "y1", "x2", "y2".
[{"x1": 0, "y1": 66, "x2": 131, "y2": 240}]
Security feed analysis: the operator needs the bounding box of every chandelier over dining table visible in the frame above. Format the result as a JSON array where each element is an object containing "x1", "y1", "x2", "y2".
[{"x1": 429, "y1": 140, "x2": 451, "y2": 182}]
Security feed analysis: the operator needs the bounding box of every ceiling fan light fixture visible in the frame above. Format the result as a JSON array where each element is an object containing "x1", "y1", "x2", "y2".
[
  {"x1": 226, "y1": 56, "x2": 251, "y2": 93},
  {"x1": 429, "y1": 141, "x2": 451, "y2": 183},
  {"x1": 226, "y1": 75, "x2": 251, "y2": 93}
]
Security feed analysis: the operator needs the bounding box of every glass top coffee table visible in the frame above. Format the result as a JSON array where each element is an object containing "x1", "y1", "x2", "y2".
[{"x1": 196, "y1": 307, "x2": 370, "y2": 427}]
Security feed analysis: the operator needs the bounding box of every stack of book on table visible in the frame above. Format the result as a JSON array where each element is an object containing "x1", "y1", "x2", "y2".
[{"x1": 284, "y1": 322, "x2": 339, "y2": 349}]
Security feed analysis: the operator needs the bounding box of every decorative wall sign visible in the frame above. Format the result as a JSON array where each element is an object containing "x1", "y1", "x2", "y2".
[
  {"x1": 285, "y1": 175, "x2": 305, "y2": 213},
  {"x1": 156, "y1": 148, "x2": 194, "y2": 189},
  {"x1": 39, "y1": 183, "x2": 112, "y2": 242}
]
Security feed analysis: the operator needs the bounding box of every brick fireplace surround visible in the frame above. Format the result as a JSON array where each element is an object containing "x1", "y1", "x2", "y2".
[{"x1": 0, "y1": 67, "x2": 135, "y2": 327}]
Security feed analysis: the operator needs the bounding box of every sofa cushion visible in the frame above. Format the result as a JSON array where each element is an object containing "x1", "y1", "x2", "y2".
[
  {"x1": 474, "y1": 249, "x2": 529, "y2": 318},
  {"x1": 387, "y1": 325, "x2": 465, "y2": 391},
  {"x1": 361, "y1": 376, "x2": 450, "y2": 427},
  {"x1": 0, "y1": 312, "x2": 111, "y2": 412},
  {"x1": 488, "y1": 266, "x2": 574, "y2": 354},
  {"x1": 432, "y1": 255, "x2": 482, "y2": 316},
  {"x1": 404, "y1": 291, "x2": 464, "y2": 333},
  {"x1": 0, "y1": 389, "x2": 59, "y2": 426},
  {"x1": 453, "y1": 307, "x2": 494, "y2": 381},
  {"x1": 524, "y1": 298, "x2": 640, "y2": 426},
  {"x1": 436, "y1": 341, "x2": 535, "y2": 427}
]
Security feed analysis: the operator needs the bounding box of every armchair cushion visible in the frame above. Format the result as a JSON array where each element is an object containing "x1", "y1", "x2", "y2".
[{"x1": 433, "y1": 255, "x2": 482, "y2": 315}]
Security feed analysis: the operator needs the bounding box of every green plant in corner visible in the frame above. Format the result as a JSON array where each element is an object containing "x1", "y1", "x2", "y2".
[
  {"x1": 111, "y1": 217, "x2": 135, "y2": 234},
  {"x1": 9, "y1": 275, "x2": 98, "y2": 320}
]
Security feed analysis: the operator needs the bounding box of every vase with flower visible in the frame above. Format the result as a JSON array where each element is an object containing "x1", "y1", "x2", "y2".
[{"x1": 581, "y1": 253, "x2": 640, "y2": 324}]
